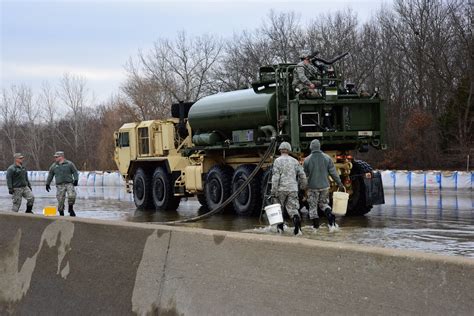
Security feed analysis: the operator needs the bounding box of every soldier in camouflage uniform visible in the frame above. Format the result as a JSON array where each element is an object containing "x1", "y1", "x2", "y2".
[
  {"x1": 304, "y1": 139, "x2": 345, "y2": 231},
  {"x1": 6, "y1": 153, "x2": 34, "y2": 213},
  {"x1": 292, "y1": 50, "x2": 321, "y2": 98},
  {"x1": 271, "y1": 142, "x2": 307, "y2": 235},
  {"x1": 46, "y1": 151, "x2": 79, "y2": 216}
]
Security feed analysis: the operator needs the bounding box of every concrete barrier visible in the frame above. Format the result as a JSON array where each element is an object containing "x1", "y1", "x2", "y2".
[{"x1": 0, "y1": 213, "x2": 473, "y2": 315}]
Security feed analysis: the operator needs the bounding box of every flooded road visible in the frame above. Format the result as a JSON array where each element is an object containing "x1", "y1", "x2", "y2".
[{"x1": 0, "y1": 186, "x2": 472, "y2": 258}]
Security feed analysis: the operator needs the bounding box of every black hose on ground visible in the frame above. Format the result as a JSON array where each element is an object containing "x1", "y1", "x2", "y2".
[{"x1": 152, "y1": 138, "x2": 277, "y2": 225}]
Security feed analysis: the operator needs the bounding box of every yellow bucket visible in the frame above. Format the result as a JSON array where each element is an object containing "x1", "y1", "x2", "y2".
[{"x1": 43, "y1": 206, "x2": 57, "y2": 216}]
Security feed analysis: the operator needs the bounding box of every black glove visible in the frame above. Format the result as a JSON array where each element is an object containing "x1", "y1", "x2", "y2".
[
  {"x1": 46, "y1": 184, "x2": 51, "y2": 192},
  {"x1": 8, "y1": 188, "x2": 13, "y2": 195},
  {"x1": 73, "y1": 180, "x2": 78, "y2": 186}
]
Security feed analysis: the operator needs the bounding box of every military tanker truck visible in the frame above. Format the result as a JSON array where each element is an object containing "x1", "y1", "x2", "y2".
[{"x1": 114, "y1": 53, "x2": 386, "y2": 216}]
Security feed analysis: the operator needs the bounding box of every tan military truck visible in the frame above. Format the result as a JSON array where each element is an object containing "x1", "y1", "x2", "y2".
[{"x1": 114, "y1": 61, "x2": 385, "y2": 216}]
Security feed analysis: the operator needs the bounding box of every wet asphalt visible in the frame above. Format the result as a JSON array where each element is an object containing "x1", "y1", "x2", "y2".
[{"x1": 0, "y1": 185, "x2": 472, "y2": 258}]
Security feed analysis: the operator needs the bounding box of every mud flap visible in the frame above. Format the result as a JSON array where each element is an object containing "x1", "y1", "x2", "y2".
[{"x1": 363, "y1": 171, "x2": 385, "y2": 205}]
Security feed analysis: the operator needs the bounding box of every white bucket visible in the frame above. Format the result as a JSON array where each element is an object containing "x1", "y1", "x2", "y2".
[
  {"x1": 332, "y1": 191, "x2": 349, "y2": 216},
  {"x1": 264, "y1": 203, "x2": 284, "y2": 225}
]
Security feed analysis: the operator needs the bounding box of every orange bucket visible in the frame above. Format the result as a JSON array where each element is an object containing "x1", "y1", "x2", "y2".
[{"x1": 43, "y1": 206, "x2": 57, "y2": 216}]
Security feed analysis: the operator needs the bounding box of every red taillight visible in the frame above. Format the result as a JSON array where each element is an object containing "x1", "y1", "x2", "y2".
[{"x1": 336, "y1": 154, "x2": 353, "y2": 161}]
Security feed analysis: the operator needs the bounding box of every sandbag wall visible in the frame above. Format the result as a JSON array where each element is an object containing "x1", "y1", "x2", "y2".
[
  {"x1": 0, "y1": 170, "x2": 472, "y2": 190},
  {"x1": 0, "y1": 171, "x2": 126, "y2": 187}
]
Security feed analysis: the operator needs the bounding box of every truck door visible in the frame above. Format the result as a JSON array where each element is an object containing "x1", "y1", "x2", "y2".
[{"x1": 115, "y1": 131, "x2": 131, "y2": 174}]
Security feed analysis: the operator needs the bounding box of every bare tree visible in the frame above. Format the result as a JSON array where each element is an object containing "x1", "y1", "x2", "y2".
[
  {"x1": 38, "y1": 81, "x2": 59, "y2": 155},
  {"x1": 57, "y1": 73, "x2": 90, "y2": 164},
  {"x1": 306, "y1": 9, "x2": 359, "y2": 81},
  {"x1": 443, "y1": 0, "x2": 473, "y2": 155},
  {"x1": 140, "y1": 31, "x2": 223, "y2": 102},
  {"x1": 121, "y1": 58, "x2": 172, "y2": 120},
  {"x1": 0, "y1": 85, "x2": 26, "y2": 155},
  {"x1": 19, "y1": 86, "x2": 44, "y2": 170},
  {"x1": 260, "y1": 10, "x2": 304, "y2": 63},
  {"x1": 213, "y1": 31, "x2": 275, "y2": 92}
]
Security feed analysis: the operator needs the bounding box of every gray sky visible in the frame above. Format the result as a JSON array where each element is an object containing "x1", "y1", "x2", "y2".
[{"x1": 1, "y1": 0, "x2": 392, "y2": 103}]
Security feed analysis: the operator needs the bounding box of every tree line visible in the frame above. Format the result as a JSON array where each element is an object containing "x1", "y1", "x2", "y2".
[{"x1": 1, "y1": 0, "x2": 472, "y2": 171}]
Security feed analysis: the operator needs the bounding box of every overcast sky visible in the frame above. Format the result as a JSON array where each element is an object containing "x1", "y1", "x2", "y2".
[{"x1": 1, "y1": 0, "x2": 393, "y2": 103}]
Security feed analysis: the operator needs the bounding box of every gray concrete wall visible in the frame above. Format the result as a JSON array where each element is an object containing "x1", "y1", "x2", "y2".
[{"x1": 0, "y1": 212, "x2": 473, "y2": 315}]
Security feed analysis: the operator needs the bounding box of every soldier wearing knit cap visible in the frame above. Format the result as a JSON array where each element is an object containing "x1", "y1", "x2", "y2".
[{"x1": 304, "y1": 139, "x2": 344, "y2": 231}]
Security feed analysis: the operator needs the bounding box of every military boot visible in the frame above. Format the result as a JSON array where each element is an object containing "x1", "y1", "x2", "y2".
[
  {"x1": 325, "y1": 208, "x2": 338, "y2": 232},
  {"x1": 25, "y1": 205, "x2": 34, "y2": 214},
  {"x1": 58, "y1": 210, "x2": 64, "y2": 216},
  {"x1": 68, "y1": 204, "x2": 76, "y2": 217},
  {"x1": 324, "y1": 208, "x2": 335, "y2": 226},
  {"x1": 277, "y1": 223, "x2": 284, "y2": 233},
  {"x1": 312, "y1": 218, "x2": 320, "y2": 229},
  {"x1": 293, "y1": 215, "x2": 302, "y2": 235}
]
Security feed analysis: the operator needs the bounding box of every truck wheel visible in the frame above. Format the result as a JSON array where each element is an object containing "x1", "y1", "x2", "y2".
[
  {"x1": 232, "y1": 164, "x2": 262, "y2": 216},
  {"x1": 133, "y1": 168, "x2": 153, "y2": 210},
  {"x1": 347, "y1": 160, "x2": 373, "y2": 216},
  {"x1": 205, "y1": 165, "x2": 233, "y2": 211},
  {"x1": 152, "y1": 166, "x2": 180, "y2": 211}
]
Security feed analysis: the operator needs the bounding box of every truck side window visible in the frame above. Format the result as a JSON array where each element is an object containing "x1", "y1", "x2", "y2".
[
  {"x1": 119, "y1": 132, "x2": 130, "y2": 147},
  {"x1": 138, "y1": 127, "x2": 149, "y2": 155}
]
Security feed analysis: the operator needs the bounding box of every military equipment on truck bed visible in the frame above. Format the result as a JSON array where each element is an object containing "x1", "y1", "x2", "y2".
[{"x1": 114, "y1": 52, "x2": 386, "y2": 216}]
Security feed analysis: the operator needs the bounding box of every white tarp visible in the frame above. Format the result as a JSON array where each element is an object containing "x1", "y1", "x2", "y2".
[
  {"x1": 380, "y1": 170, "x2": 394, "y2": 190},
  {"x1": 394, "y1": 170, "x2": 411, "y2": 189},
  {"x1": 457, "y1": 172, "x2": 472, "y2": 190},
  {"x1": 410, "y1": 171, "x2": 426, "y2": 189},
  {"x1": 94, "y1": 172, "x2": 104, "y2": 186},
  {"x1": 425, "y1": 171, "x2": 441, "y2": 190},
  {"x1": 441, "y1": 171, "x2": 457, "y2": 190},
  {"x1": 103, "y1": 172, "x2": 121, "y2": 186},
  {"x1": 86, "y1": 172, "x2": 96, "y2": 186},
  {"x1": 78, "y1": 172, "x2": 89, "y2": 186}
]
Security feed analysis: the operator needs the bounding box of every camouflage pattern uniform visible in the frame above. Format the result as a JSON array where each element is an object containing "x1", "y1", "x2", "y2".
[
  {"x1": 292, "y1": 61, "x2": 320, "y2": 98},
  {"x1": 306, "y1": 189, "x2": 330, "y2": 219},
  {"x1": 55, "y1": 183, "x2": 76, "y2": 212},
  {"x1": 271, "y1": 155, "x2": 307, "y2": 219},
  {"x1": 303, "y1": 139, "x2": 343, "y2": 221},
  {"x1": 6, "y1": 163, "x2": 34, "y2": 212},
  {"x1": 46, "y1": 159, "x2": 79, "y2": 213}
]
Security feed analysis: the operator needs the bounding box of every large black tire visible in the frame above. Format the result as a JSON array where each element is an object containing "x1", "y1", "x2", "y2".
[
  {"x1": 133, "y1": 168, "x2": 153, "y2": 210},
  {"x1": 346, "y1": 160, "x2": 373, "y2": 216},
  {"x1": 151, "y1": 166, "x2": 180, "y2": 211},
  {"x1": 205, "y1": 165, "x2": 233, "y2": 211},
  {"x1": 232, "y1": 164, "x2": 262, "y2": 216}
]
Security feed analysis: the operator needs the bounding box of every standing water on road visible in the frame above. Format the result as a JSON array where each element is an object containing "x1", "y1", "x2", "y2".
[{"x1": 0, "y1": 186, "x2": 472, "y2": 257}]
